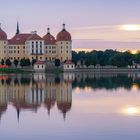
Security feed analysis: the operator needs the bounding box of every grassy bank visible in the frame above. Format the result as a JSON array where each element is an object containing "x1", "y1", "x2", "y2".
[{"x1": 0, "y1": 68, "x2": 31, "y2": 73}]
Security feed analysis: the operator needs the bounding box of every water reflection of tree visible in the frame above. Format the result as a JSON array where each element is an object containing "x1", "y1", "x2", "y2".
[
  {"x1": 134, "y1": 79, "x2": 140, "y2": 87},
  {"x1": 72, "y1": 75, "x2": 135, "y2": 90},
  {"x1": 20, "y1": 77, "x2": 31, "y2": 85}
]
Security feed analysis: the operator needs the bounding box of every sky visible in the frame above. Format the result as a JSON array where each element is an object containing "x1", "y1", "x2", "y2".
[{"x1": 0, "y1": 0, "x2": 140, "y2": 52}]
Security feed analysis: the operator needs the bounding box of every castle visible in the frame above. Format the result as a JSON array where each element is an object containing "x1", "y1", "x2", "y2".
[{"x1": 0, "y1": 22, "x2": 72, "y2": 62}]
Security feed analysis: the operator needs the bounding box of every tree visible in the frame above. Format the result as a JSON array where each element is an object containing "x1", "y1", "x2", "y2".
[
  {"x1": 32, "y1": 59, "x2": 37, "y2": 66},
  {"x1": 123, "y1": 51, "x2": 133, "y2": 66},
  {"x1": 109, "y1": 53, "x2": 128, "y2": 67},
  {"x1": 55, "y1": 59, "x2": 60, "y2": 67},
  {"x1": 6, "y1": 59, "x2": 12, "y2": 66},
  {"x1": 1, "y1": 59, "x2": 5, "y2": 65},
  {"x1": 14, "y1": 59, "x2": 19, "y2": 67},
  {"x1": 85, "y1": 59, "x2": 90, "y2": 67},
  {"x1": 25, "y1": 59, "x2": 31, "y2": 66},
  {"x1": 134, "y1": 53, "x2": 140, "y2": 64},
  {"x1": 20, "y1": 59, "x2": 26, "y2": 67}
]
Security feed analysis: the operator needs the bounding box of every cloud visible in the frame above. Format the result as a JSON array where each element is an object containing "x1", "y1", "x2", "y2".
[
  {"x1": 72, "y1": 39, "x2": 140, "y2": 52},
  {"x1": 71, "y1": 25, "x2": 119, "y2": 31},
  {"x1": 70, "y1": 24, "x2": 140, "y2": 41}
]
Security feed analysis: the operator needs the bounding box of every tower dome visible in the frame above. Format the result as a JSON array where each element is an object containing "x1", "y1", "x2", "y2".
[
  {"x1": 56, "y1": 24, "x2": 71, "y2": 41},
  {"x1": 0, "y1": 24, "x2": 7, "y2": 40},
  {"x1": 43, "y1": 28, "x2": 56, "y2": 45}
]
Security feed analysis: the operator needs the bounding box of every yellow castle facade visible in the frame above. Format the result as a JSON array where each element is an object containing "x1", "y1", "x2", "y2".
[{"x1": 0, "y1": 23, "x2": 72, "y2": 62}]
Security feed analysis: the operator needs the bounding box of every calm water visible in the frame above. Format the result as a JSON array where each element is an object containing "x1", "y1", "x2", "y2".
[{"x1": 0, "y1": 73, "x2": 140, "y2": 140}]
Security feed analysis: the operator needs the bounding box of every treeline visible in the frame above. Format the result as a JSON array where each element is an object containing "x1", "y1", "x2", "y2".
[
  {"x1": 0, "y1": 58, "x2": 61, "y2": 68},
  {"x1": 0, "y1": 58, "x2": 37, "y2": 67},
  {"x1": 72, "y1": 50, "x2": 140, "y2": 67}
]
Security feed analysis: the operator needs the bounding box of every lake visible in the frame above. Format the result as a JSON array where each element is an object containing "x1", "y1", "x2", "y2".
[{"x1": 0, "y1": 73, "x2": 140, "y2": 140}]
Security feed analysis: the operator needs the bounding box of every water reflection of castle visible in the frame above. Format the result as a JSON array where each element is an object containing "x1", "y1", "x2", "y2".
[
  {"x1": 1, "y1": 73, "x2": 140, "y2": 121},
  {"x1": 0, "y1": 74, "x2": 73, "y2": 120}
]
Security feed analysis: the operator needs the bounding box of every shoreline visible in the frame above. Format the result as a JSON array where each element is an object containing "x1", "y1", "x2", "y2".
[
  {"x1": 64, "y1": 68, "x2": 140, "y2": 73},
  {"x1": 1, "y1": 67, "x2": 140, "y2": 74}
]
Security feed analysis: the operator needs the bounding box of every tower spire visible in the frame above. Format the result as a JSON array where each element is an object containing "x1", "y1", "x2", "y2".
[
  {"x1": 16, "y1": 21, "x2": 20, "y2": 35},
  {"x1": 63, "y1": 23, "x2": 66, "y2": 31},
  {"x1": 47, "y1": 27, "x2": 50, "y2": 34},
  {"x1": 16, "y1": 105, "x2": 20, "y2": 123}
]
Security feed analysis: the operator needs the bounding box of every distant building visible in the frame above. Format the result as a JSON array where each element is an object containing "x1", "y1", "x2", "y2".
[
  {"x1": 34, "y1": 61, "x2": 46, "y2": 71},
  {"x1": 63, "y1": 60, "x2": 75, "y2": 71},
  {"x1": 0, "y1": 23, "x2": 72, "y2": 62}
]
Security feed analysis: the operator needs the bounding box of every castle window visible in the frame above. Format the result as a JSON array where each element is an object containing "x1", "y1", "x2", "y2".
[
  {"x1": 52, "y1": 51, "x2": 56, "y2": 54},
  {"x1": 52, "y1": 46, "x2": 56, "y2": 49}
]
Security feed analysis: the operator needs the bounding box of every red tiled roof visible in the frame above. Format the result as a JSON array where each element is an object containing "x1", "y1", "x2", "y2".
[
  {"x1": 0, "y1": 105, "x2": 7, "y2": 112},
  {"x1": 35, "y1": 61, "x2": 46, "y2": 65},
  {"x1": 12, "y1": 102, "x2": 40, "y2": 109},
  {"x1": 57, "y1": 29, "x2": 71, "y2": 41},
  {"x1": 57, "y1": 102, "x2": 72, "y2": 114},
  {"x1": 0, "y1": 28, "x2": 7, "y2": 40},
  {"x1": 43, "y1": 33, "x2": 56, "y2": 45},
  {"x1": 65, "y1": 60, "x2": 74, "y2": 64},
  {"x1": 27, "y1": 33, "x2": 44, "y2": 41},
  {"x1": 8, "y1": 33, "x2": 31, "y2": 45}
]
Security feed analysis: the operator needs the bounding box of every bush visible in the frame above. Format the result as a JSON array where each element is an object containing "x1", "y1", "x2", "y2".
[{"x1": 55, "y1": 59, "x2": 60, "y2": 67}]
